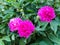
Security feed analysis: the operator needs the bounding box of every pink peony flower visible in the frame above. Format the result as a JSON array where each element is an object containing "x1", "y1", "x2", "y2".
[
  {"x1": 37, "y1": 6, "x2": 56, "y2": 22},
  {"x1": 8, "y1": 17, "x2": 22, "y2": 32},
  {"x1": 18, "y1": 20, "x2": 35, "y2": 38}
]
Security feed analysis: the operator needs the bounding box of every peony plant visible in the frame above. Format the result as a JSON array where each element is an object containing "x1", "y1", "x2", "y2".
[{"x1": 0, "y1": 0, "x2": 60, "y2": 45}]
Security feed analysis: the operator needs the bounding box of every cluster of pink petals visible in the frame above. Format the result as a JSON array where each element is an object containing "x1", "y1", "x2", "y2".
[
  {"x1": 37, "y1": 6, "x2": 56, "y2": 22},
  {"x1": 8, "y1": 18, "x2": 35, "y2": 38},
  {"x1": 8, "y1": 17, "x2": 22, "y2": 32},
  {"x1": 18, "y1": 20, "x2": 35, "y2": 38}
]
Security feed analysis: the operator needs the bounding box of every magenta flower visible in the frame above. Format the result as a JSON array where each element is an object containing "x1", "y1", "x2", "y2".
[
  {"x1": 18, "y1": 20, "x2": 35, "y2": 38},
  {"x1": 37, "y1": 6, "x2": 56, "y2": 22},
  {"x1": 8, "y1": 17, "x2": 22, "y2": 32}
]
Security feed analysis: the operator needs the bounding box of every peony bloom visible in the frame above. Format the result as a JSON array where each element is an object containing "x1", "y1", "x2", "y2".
[
  {"x1": 37, "y1": 6, "x2": 56, "y2": 22},
  {"x1": 8, "y1": 17, "x2": 22, "y2": 32},
  {"x1": 18, "y1": 20, "x2": 35, "y2": 38}
]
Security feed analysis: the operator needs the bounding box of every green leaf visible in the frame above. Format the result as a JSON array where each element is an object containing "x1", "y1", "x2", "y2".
[
  {"x1": 55, "y1": 17, "x2": 60, "y2": 26},
  {"x1": 54, "y1": 43, "x2": 60, "y2": 45},
  {"x1": 48, "y1": 33, "x2": 60, "y2": 44},
  {"x1": 11, "y1": 34, "x2": 15, "y2": 40},
  {"x1": 30, "y1": 38, "x2": 53, "y2": 45},
  {"x1": 19, "y1": 38, "x2": 26, "y2": 45},
  {"x1": 39, "y1": 32, "x2": 46, "y2": 37},
  {"x1": 0, "y1": 40, "x2": 4, "y2": 45},
  {"x1": 36, "y1": 22, "x2": 48, "y2": 31},
  {"x1": 50, "y1": 20, "x2": 58, "y2": 34},
  {"x1": 5, "y1": 0, "x2": 16, "y2": 2},
  {"x1": 2, "y1": 36, "x2": 11, "y2": 41},
  {"x1": 0, "y1": 24, "x2": 5, "y2": 29},
  {"x1": 11, "y1": 2, "x2": 20, "y2": 8},
  {"x1": 39, "y1": 41, "x2": 48, "y2": 45},
  {"x1": 19, "y1": 0, "x2": 24, "y2": 4}
]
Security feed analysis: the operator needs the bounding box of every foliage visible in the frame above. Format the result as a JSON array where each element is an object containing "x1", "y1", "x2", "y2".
[{"x1": 0, "y1": 0, "x2": 60, "y2": 45}]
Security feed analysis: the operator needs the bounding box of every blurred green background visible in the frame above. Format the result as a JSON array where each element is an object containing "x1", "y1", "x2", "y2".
[{"x1": 0, "y1": 0, "x2": 60, "y2": 45}]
